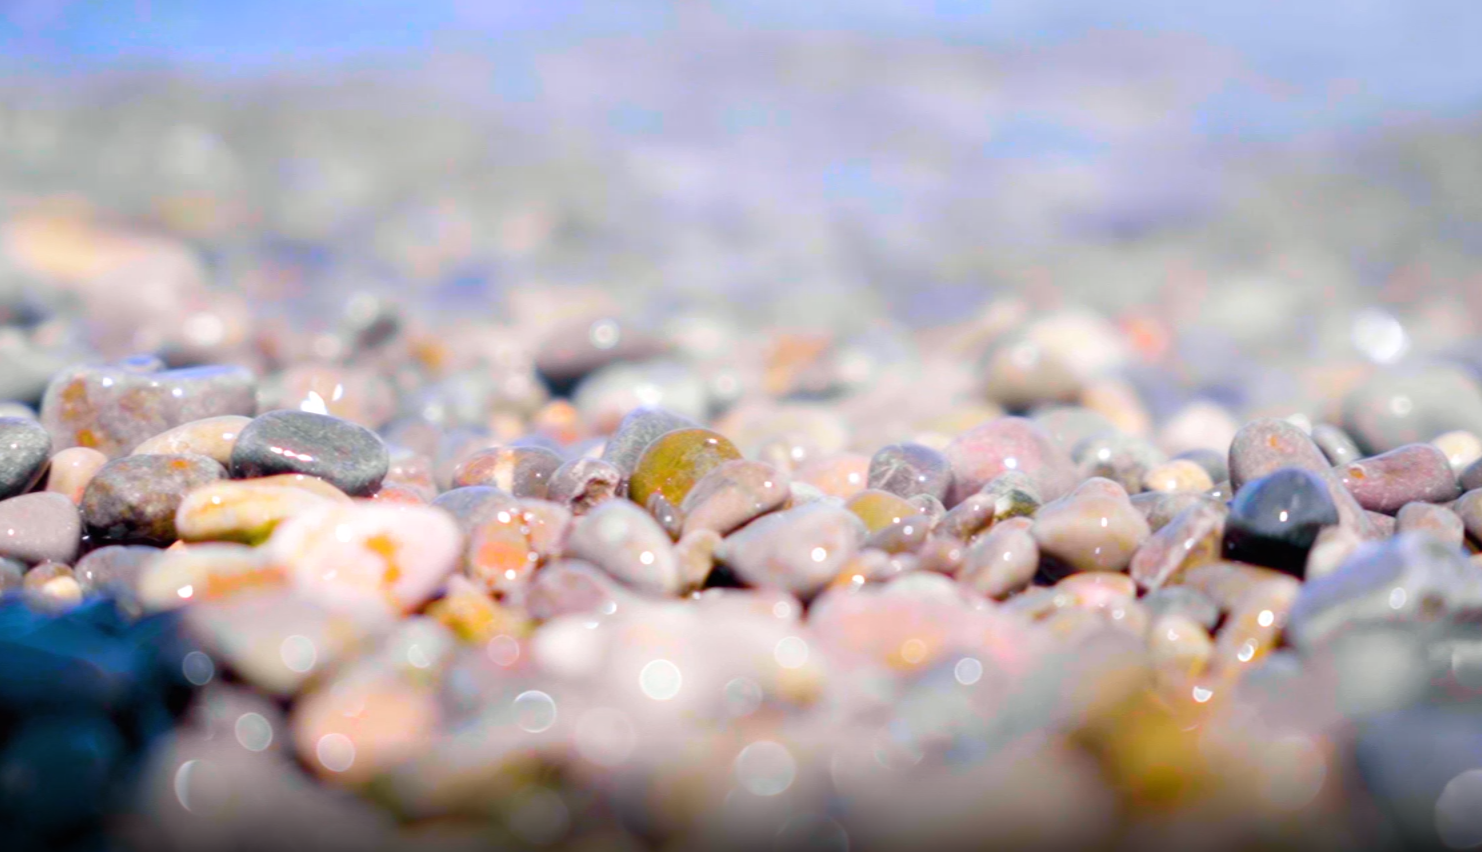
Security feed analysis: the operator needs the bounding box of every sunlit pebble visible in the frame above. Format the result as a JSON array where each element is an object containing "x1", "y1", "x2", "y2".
[
  {"x1": 954, "y1": 657, "x2": 983, "y2": 686},
  {"x1": 182, "y1": 651, "x2": 215, "y2": 686},
  {"x1": 509, "y1": 786, "x2": 571, "y2": 846},
  {"x1": 513, "y1": 690, "x2": 558, "y2": 733},
  {"x1": 735, "y1": 741, "x2": 797, "y2": 797},
  {"x1": 316, "y1": 733, "x2": 356, "y2": 772},
  {"x1": 487, "y1": 634, "x2": 521, "y2": 667},
  {"x1": 724, "y1": 677, "x2": 764, "y2": 717},
  {"x1": 774, "y1": 636, "x2": 809, "y2": 669},
  {"x1": 235, "y1": 712, "x2": 274, "y2": 752},
  {"x1": 640, "y1": 659, "x2": 683, "y2": 701},
  {"x1": 1436, "y1": 769, "x2": 1482, "y2": 849},
  {"x1": 574, "y1": 707, "x2": 637, "y2": 768},
  {"x1": 900, "y1": 638, "x2": 927, "y2": 665}
]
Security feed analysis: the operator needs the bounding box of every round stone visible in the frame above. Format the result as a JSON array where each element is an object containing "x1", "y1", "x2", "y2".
[
  {"x1": 628, "y1": 428, "x2": 742, "y2": 510},
  {"x1": 130, "y1": 415, "x2": 251, "y2": 465},
  {"x1": 719, "y1": 503, "x2": 863, "y2": 598},
  {"x1": 81, "y1": 454, "x2": 225, "y2": 546},
  {"x1": 0, "y1": 492, "x2": 81, "y2": 564},
  {"x1": 43, "y1": 446, "x2": 108, "y2": 504},
  {"x1": 231, "y1": 410, "x2": 389, "y2": 497},
  {"x1": 866, "y1": 443, "x2": 952, "y2": 502},
  {"x1": 564, "y1": 498, "x2": 681, "y2": 595},
  {"x1": 599, "y1": 407, "x2": 699, "y2": 482},
  {"x1": 0, "y1": 417, "x2": 51, "y2": 500},
  {"x1": 844, "y1": 490, "x2": 919, "y2": 534},
  {"x1": 679, "y1": 459, "x2": 790, "y2": 537},
  {"x1": 957, "y1": 516, "x2": 1038, "y2": 598},
  {"x1": 1031, "y1": 477, "x2": 1149, "y2": 576},
  {"x1": 1224, "y1": 468, "x2": 1339, "y2": 574}
]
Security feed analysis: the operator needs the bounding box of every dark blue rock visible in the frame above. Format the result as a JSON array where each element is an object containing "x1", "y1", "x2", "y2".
[
  {"x1": 1223, "y1": 467, "x2": 1339, "y2": 574},
  {"x1": 230, "y1": 410, "x2": 389, "y2": 497}
]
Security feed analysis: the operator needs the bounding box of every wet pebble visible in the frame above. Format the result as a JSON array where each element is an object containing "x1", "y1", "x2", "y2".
[
  {"x1": 1223, "y1": 468, "x2": 1338, "y2": 574},
  {"x1": 429, "y1": 486, "x2": 521, "y2": 537},
  {"x1": 74, "y1": 544, "x2": 158, "y2": 600},
  {"x1": 1228, "y1": 418, "x2": 1374, "y2": 539},
  {"x1": 956, "y1": 516, "x2": 1038, "y2": 598},
  {"x1": 564, "y1": 498, "x2": 681, "y2": 595},
  {"x1": 0, "y1": 416, "x2": 51, "y2": 499},
  {"x1": 719, "y1": 503, "x2": 863, "y2": 598},
  {"x1": 1460, "y1": 456, "x2": 1482, "y2": 493},
  {"x1": 43, "y1": 446, "x2": 108, "y2": 504},
  {"x1": 130, "y1": 414, "x2": 251, "y2": 465},
  {"x1": 1338, "y1": 443, "x2": 1459, "y2": 514},
  {"x1": 1311, "y1": 423, "x2": 1362, "y2": 467},
  {"x1": 937, "y1": 470, "x2": 1040, "y2": 541},
  {"x1": 1432, "y1": 430, "x2": 1482, "y2": 473},
  {"x1": 175, "y1": 477, "x2": 349, "y2": 544},
  {"x1": 680, "y1": 459, "x2": 789, "y2": 537},
  {"x1": 629, "y1": 428, "x2": 742, "y2": 509},
  {"x1": 1170, "y1": 448, "x2": 1227, "y2": 486},
  {"x1": 1073, "y1": 432, "x2": 1164, "y2": 495},
  {"x1": 866, "y1": 442, "x2": 952, "y2": 502},
  {"x1": 1129, "y1": 498, "x2": 1226, "y2": 591},
  {"x1": 943, "y1": 416, "x2": 1077, "y2": 506},
  {"x1": 1140, "y1": 459, "x2": 1214, "y2": 494},
  {"x1": 231, "y1": 410, "x2": 389, "y2": 497},
  {"x1": 793, "y1": 452, "x2": 870, "y2": 500},
  {"x1": 451, "y1": 445, "x2": 562, "y2": 498},
  {"x1": 599, "y1": 407, "x2": 699, "y2": 485},
  {"x1": 1031, "y1": 477, "x2": 1149, "y2": 576},
  {"x1": 81, "y1": 453, "x2": 225, "y2": 546}
]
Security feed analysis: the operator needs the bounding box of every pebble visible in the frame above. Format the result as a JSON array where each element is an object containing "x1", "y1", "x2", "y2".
[
  {"x1": 598, "y1": 407, "x2": 699, "y2": 484},
  {"x1": 40, "y1": 359, "x2": 257, "y2": 458},
  {"x1": 546, "y1": 457, "x2": 622, "y2": 515},
  {"x1": 679, "y1": 460, "x2": 789, "y2": 537},
  {"x1": 1227, "y1": 418, "x2": 1375, "y2": 539},
  {"x1": 1147, "y1": 613, "x2": 1214, "y2": 682},
  {"x1": 1171, "y1": 448, "x2": 1228, "y2": 486},
  {"x1": 1156, "y1": 400, "x2": 1240, "y2": 457},
  {"x1": 1129, "y1": 498, "x2": 1226, "y2": 591},
  {"x1": 0, "y1": 417, "x2": 51, "y2": 499},
  {"x1": 1140, "y1": 459, "x2": 1214, "y2": 494},
  {"x1": 80, "y1": 453, "x2": 225, "y2": 546},
  {"x1": 864, "y1": 512, "x2": 931, "y2": 554},
  {"x1": 73, "y1": 544, "x2": 158, "y2": 599},
  {"x1": 22, "y1": 561, "x2": 82, "y2": 608},
  {"x1": 1223, "y1": 468, "x2": 1339, "y2": 574},
  {"x1": 1341, "y1": 363, "x2": 1482, "y2": 454},
  {"x1": 866, "y1": 442, "x2": 953, "y2": 501},
  {"x1": 1394, "y1": 501, "x2": 1466, "y2": 549},
  {"x1": 43, "y1": 446, "x2": 108, "y2": 504},
  {"x1": 0, "y1": 491, "x2": 81, "y2": 566},
  {"x1": 1028, "y1": 477, "x2": 1148, "y2": 578},
  {"x1": 628, "y1": 428, "x2": 742, "y2": 509},
  {"x1": 1432, "y1": 429, "x2": 1482, "y2": 472},
  {"x1": 464, "y1": 512, "x2": 538, "y2": 598},
  {"x1": 450, "y1": 445, "x2": 562, "y2": 498},
  {"x1": 267, "y1": 502, "x2": 463, "y2": 616},
  {"x1": 956, "y1": 516, "x2": 1038, "y2": 598},
  {"x1": 793, "y1": 452, "x2": 871, "y2": 500},
  {"x1": 943, "y1": 416, "x2": 1077, "y2": 507},
  {"x1": 937, "y1": 470, "x2": 1041, "y2": 540},
  {"x1": 1338, "y1": 443, "x2": 1459, "y2": 514},
  {"x1": 844, "y1": 489, "x2": 918, "y2": 534},
  {"x1": 130, "y1": 414, "x2": 251, "y2": 465},
  {"x1": 719, "y1": 503, "x2": 863, "y2": 598},
  {"x1": 231, "y1": 410, "x2": 389, "y2": 497},
  {"x1": 175, "y1": 478, "x2": 349, "y2": 544},
  {"x1": 675, "y1": 528, "x2": 722, "y2": 590},
  {"x1": 1304, "y1": 524, "x2": 1365, "y2": 581},
  {"x1": 645, "y1": 491, "x2": 685, "y2": 539},
  {"x1": 1311, "y1": 423, "x2": 1362, "y2": 467},
  {"x1": 564, "y1": 498, "x2": 681, "y2": 595}
]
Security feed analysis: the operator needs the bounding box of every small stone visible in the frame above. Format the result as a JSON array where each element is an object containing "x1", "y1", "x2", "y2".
[
  {"x1": 907, "y1": 493, "x2": 946, "y2": 529},
  {"x1": 1463, "y1": 457, "x2": 1482, "y2": 493},
  {"x1": 74, "y1": 544, "x2": 158, "y2": 599},
  {"x1": 943, "y1": 416, "x2": 1077, "y2": 507},
  {"x1": 956, "y1": 516, "x2": 1038, "y2": 598},
  {"x1": 430, "y1": 486, "x2": 522, "y2": 537},
  {"x1": 231, "y1": 410, "x2": 389, "y2": 497},
  {"x1": 564, "y1": 498, "x2": 681, "y2": 595},
  {"x1": 866, "y1": 443, "x2": 952, "y2": 502},
  {"x1": 518, "y1": 499, "x2": 572, "y2": 565},
  {"x1": 1311, "y1": 423, "x2": 1362, "y2": 467},
  {"x1": 0, "y1": 417, "x2": 50, "y2": 499},
  {"x1": 937, "y1": 471, "x2": 1041, "y2": 540},
  {"x1": 599, "y1": 407, "x2": 699, "y2": 484},
  {"x1": 1129, "y1": 499, "x2": 1226, "y2": 591},
  {"x1": 1171, "y1": 448, "x2": 1227, "y2": 486},
  {"x1": 793, "y1": 452, "x2": 871, "y2": 500},
  {"x1": 844, "y1": 490, "x2": 919, "y2": 534},
  {"x1": 1395, "y1": 502, "x2": 1465, "y2": 549},
  {"x1": 1224, "y1": 468, "x2": 1339, "y2": 574},
  {"x1": 1074, "y1": 432, "x2": 1165, "y2": 495},
  {"x1": 1080, "y1": 377, "x2": 1153, "y2": 438},
  {"x1": 291, "y1": 654, "x2": 441, "y2": 785},
  {"x1": 1338, "y1": 443, "x2": 1459, "y2": 514},
  {"x1": 425, "y1": 574, "x2": 532, "y2": 644},
  {"x1": 864, "y1": 513, "x2": 931, "y2": 554},
  {"x1": 1367, "y1": 510, "x2": 1398, "y2": 536},
  {"x1": 679, "y1": 459, "x2": 789, "y2": 537},
  {"x1": 1228, "y1": 418, "x2": 1375, "y2": 539},
  {"x1": 1432, "y1": 430, "x2": 1482, "y2": 473},
  {"x1": 268, "y1": 502, "x2": 463, "y2": 616},
  {"x1": 1210, "y1": 576, "x2": 1300, "y2": 675},
  {"x1": 1141, "y1": 459, "x2": 1214, "y2": 494},
  {"x1": 0, "y1": 492, "x2": 81, "y2": 564},
  {"x1": 130, "y1": 414, "x2": 251, "y2": 465},
  {"x1": 980, "y1": 335, "x2": 1081, "y2": 408},
  {"x1": 465, "y1": 513, "x2": 538, "y2": 598},
  {"x1": 137, "y1": 543, "x2": 281, "y2": 611},
  {"x1": 720, "y1": 503, "x2": 863, "y2": 598},
  {"x1": 1451, "y1": 489, "x2": 1482, "y2": 545},
  {"x1": 378, "y1": 449, "x2": 437, "y2": 502},
  {"x1": 575, "y1": 359, "x2": 708, "y2": 432},
  {"x1": 40, "y1": 359, "x2": 257, "y2": 458},
  {"x1": 175, "y1": 478, "x2": 347, "y2": 544},
  {"x1": 1032, "y1": 478, "x2": 1150, "y2": 576},
  {"x1": 535, "y1": 315, "x2": 665, "y2": 393},
  {"x1": 451, "y1": 445, "x2": 563, "y2": 499},
  {"x1": 547, "y1": 457, "x2": 622, "y2": 515},
  {"x1": 1138, "y1": 491, "x2": 1219, "y2": 533},
  {"x1": 1305, "y1": 524, "x2": 1365, "y2": 581},
  {"x1": 1141, "y1": 586, "x2": 1220, "y2": 632},
  {"x1": 81, "y1": 453, "x2": 225, "y2": 546},
  {"x1": 675, "y1": 528, "x2": 722, "y2": 591},
  {"x1": 628, "y1": 428, "x2": 742, "y2": 509},
  {"x1": 43, "y1": 446, "x2": 108, "y2": 504}
]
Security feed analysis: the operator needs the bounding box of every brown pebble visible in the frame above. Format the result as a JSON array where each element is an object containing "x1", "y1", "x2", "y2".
[
  {"x1": 956, "y1": 516, "x2": 1038, "y2": 598},
  {"x1": 1338, "y1": 443, "x2": 1460, "y2": 514},
  {"x1": 1129, "y1": 499, "x2": 1226, "y2": 591}
]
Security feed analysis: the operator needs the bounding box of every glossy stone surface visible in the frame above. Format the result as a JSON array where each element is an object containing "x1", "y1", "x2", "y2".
[
  {"x1": 866, "y1": 442, "x2": 952, "y2": 502},
  {"x1": 451, "y1": 445, "x2": 562, "y2": 498},
  {"x1": 0, "y1": 416, "x2": 51, "y2": 500},
  {"x1": 231, "y1": 410, "x2": 389, "y2": 497},
  {"x1": 1031, "y1": 477, "x2": 1149, "y2": 575},
  {"x1": 599, "y1": 406, "x2": 699, "y2": 482},
  {"x1": 1394, "y1": 501, "x2": 1465, "y2": 549},
  {"x1": 1341, "y1": 363, "x2": 1482, "y2": 454},
  {"x1": 628, "y1": 428, "x2": 742, "y2": 510},
  {"x1": 679, "y1": 459, "x2": 789, "y2": 537},
  {"x1": 175, "y1": 477, "x2": 349, "y2": 544},
  {"x1": 130, "y1": 414, "x2": 251, "y2": 465},
  {"x1": 428, "y1": 486, "x2": 521, "y2": 537},
  {"x1": 81, "y1": 453, "x2": 225, "y2": 546},
  {"x1": 565, "y1": 498, "x2": 681, "y2": 595},
  {"x1": 1129, "y1": 498, "x2": 1226, "y2": 590},
  {"x1": 1338, "y1": 443, "x2": 1459, "y2": 514},
  {"x1": 1228, "y1": 418, "x2": 1375, "y2": 539},
  {"x1": 844, "y1": 489, "x2": 919, "y2": 534},
  {"x1": 1311, "y1": 423, "x2": 1362, "y2": 467},
  {"x1": 1224, "y1": 468, "x2": 1339, "y2": 574},
  {"x1": 719, "y1": 503, "x2": 863, "y2": 598},
  {"x1": 74, "y1": 544, "x2": 158, "y2": 599},
  {"x1": 0, "y1": 492, "x2": 80, "y2": 565},
  {"x1": 943, "y1": 416, "x2": 1077, "y2": 507},
  {"x1": 43, "y1": 446, "x2": 108, "y2": 504},
  {"x1": 956, "y1": 516, "x2": 1038, "y2": 598},
  {"x1": 937, "y1": 470, "x2": 1041, "y2": 541},
  {"x1": 1073, "y1": 432, "x2": 1165, "y2": 494}
]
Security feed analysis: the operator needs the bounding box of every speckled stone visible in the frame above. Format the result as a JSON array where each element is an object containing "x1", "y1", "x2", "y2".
[
  {"x1": 1338, "y1": 443, "x2": 1459, "y2": 514},
  {"x1": 864, "y1": 513, "x2": 931, "y2": 554},
  {"x1": 1073, "y1": 432, "x2": 1165, "y2": 495},
  {"x1": 1129, "y1": 498, "x2": 1226, "y2": 591},
  {"x1": 719, "y1": 502, "x2": 864, "y2": 598},
  {"x1": 43, "y1": 446, "x2": 108, "y2": 504},
  {"x1": 629, "y1": 428, "x2": 742, "y2": 510},
  {"x1": 1341, "y1": 363, "x2": 1482, "y2": 455},
  {"x1": 22, "y1": 561, "x2": 81, "y2": 608},
  {"x1": 1395, "y1": 502, "x2": 1466, "y2": 549},
  {"x1": 231, "y1": 410, "x2": 389, "y2": 497},
  {"x1": 74, "y1": 544, "x2": 158, "y2": 599},
  {"x1": 679, "y1": 459, "x2": 789, "y2": 537},
  {"x1": 943, "y1": 416, "x2": 1077, "y2": 507},
  {"x1": 957, "y1": 516, "x2": 1038, "y2": 598},
  {"x1": 130, "y1": 414, "x2": 251, "y2": 465},
  {"x1": 81, "y1": 453, "x2": 225, "y2": 546},
  {"x1": 565, "y1": 498, "x2": 681, "y2": 595},
  {"x1": 937, "y1": 470, "x2": 1041, "y2": 541},
  {"x1": 40, "y1": 358, "x2": 257, "y2": 458},
  {"x1": 599, "y1": 407, "x2": 699, "y2": 482},
  {"x1": 1031, "y1": 477, "x2": 1150, "y2": 576},
  {"x1": 1312, "y1": 423, "x2": 1362, "y2": 467},
  {"x1": 450, "y1": 445, "x2": 562, "y2": 498},
  {"x1": 1228, "y1": 418, "x2": 1376, "y2": 539},
  {"x1": 1224, "y1": 468, "x2": 1339, "y2": 574},
  {"x1": 867, "y1": 442, "x2": 952, "y2": 502},
  {"x1": 546, "y1": 457, "x2": 622, "y2": 515},
  {"x1": 0, "y1": 417, "x2": 50, "y2": 500}
]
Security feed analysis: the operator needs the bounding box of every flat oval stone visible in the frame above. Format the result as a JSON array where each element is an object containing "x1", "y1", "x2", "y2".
[
  {"x1": 719, "y1": 502, "x2": 863, "y2": 598},
  {"x1": 130, "y1": 414, "x2": 251, "y2": 464},
  {"x1": 0, "y1": 417, "x2": 51, "y2": 500},
  {"x1": 175, "y1": 479, "x2": 344, "y2": 544},
  {"x1": 1129, "y1": 499, "x2": 1226, "y2": 591},
  {"x1": 1312, "y1": 423, "x2": 1362, "y2": 467},
  {"x1": 1140, "y1": 459, "x2": 1213, "y2": 495},
  {"x1": 867, "y1": 443, "x2": 952, "y2": 502},
  {"x1": 231, "y1": 410, "x2": 389, "y2": 497},
  {"x1": 844, "y1": 489, "x2": 918, "y2": 534},
  {"x1": 43, "y1": 446, "x2": 108, "y2": 504},
  {"x1": 81, "y1": 453, "x2": 225, "y2": 546},
  {"x1": 679, "y1": 459, "x2": 789, "y2": 537},
  {"x1": 599, "y1": 407, "x2": 699, "y2": 482},
  {"x1": 1031, "y1": 477, "x2": 1150, "y2": 575},
  {"x1": 1395, "y1": 502, "x2": 1465, "y2": 549},
  {"x1": 1228, "y1": 418, "x2": 1375, "y2": 539},
  {"x1": 564, "y1": 498, "x2": 681, "y2": 595},
  {"x1": 451, "y1": 445, "x2": 562, "y2": 498},
  {"x1": 40, "y1": 361, "x2": 257, "y2": 458},
  {"x1": 268, "y1": 502, "x2": 463, "y2": 616},
  {"x1": 546, "y1": 457, "x2": 622, "y2": 516},
  {"x1": 942, "y1": 416, "x2": 1077, "y2": 507},
  {"x1": 1224, "y1": 468, "x2": 1339, "y2": 574},
  {"x1": 957, "y1": 516, "x2": 1038, "y2": 599},
  {"x1": 430, "y1": 486, "x2": 521, "y2": 537},
  {"x1": 1339, "y1": 443, "x2": 1459, "y2": 514},
  {"x1": 628, "y1": 428, "x2": 742, "y2": 510}
]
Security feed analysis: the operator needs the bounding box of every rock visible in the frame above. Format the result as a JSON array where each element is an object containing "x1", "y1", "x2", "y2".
[
  {"x1": 1395, "y1": 502, "x2": 1465, "y2": 549},
  {"x1": 0, "y1": 416, "x2": 50, "y2": 499},
  {"x1": 675, "y1": 528, "x2": 722, "y2": 590},
  {"x1": 40, "y1": 358, "x2": 256, "y2": 458},
  {"x1": 1338, "y1": 443, "x2": 1459, "y2": 514},
  {"x1": 547, "y1": 457, "x2": 622, "y2": 515},
  {"x1": 564, "y1": 499, "x2": 681, "y2": 595},
  {"x1": 535, "y1": 315, "x2": 665, "y2": 392},
  {"x1": 1311, "y1": 423, "x2": 1362, "y2": 467},
  {"x1": 943, "y1": 416, "x2": 1077, "y2": 507},
  {"x1": 1451, "y1": 489, "x2": 1482, "y2": 545},
  {"x1": 130, "y1": 414, "x2": 251, "y2": 464},
  {"x1": 628, "y1": 428, "x2": 742, "y2": 509},
  {"x1": 1228, "y1": 418, "x2": 1375, "y2": 539},
  {"x1": 268, "y1": 502, "x2": 463, "y2": 616},
  {"x1": 464, "y1": 512, "x2": 538, "y2": 598},
  {"x1": 0, "y1": 492, "x2": 80, "y2": 564},
  {"x1": 680, "y1": 460, "x2": 789, "y2": 537},
  {"x1": 1129, "y1": 499, "x2": 1226, "y2": 591},
  {"x1": 22, "y1": 561, "x2": 82, "y2": 609},
  {"x1": 867, "y1": 443, "x2": 953, "y2": 502},
  {"x1": 451, "y1": 445, "x2": 563, "y2": 498},
  {"x1": 1141, "y1": 459, "x2": 1214, "y2": 494},
  {"x1": 1147, "y1": 613, "x2": 1213, "y2": 682},
  {"x1": 599, "y1": 407, "x2": 699, "y2": 484},
  {"x1": 937, "y1": 471, "x2": 1041, "y2": 540},
  {"x1": 1464, "y1": 457, "x2": 1482, "y2": 492},
  {"x1": 231, "y1": 410, "x2": 389, "y2": 497},
  {"x1": 43, "y1": 446, "x2": 107, "y2": 504},
  {"x1": 176, "y1": 477, "x2": 348, "y2": 544},
  {"x1": 525, "y1": 559, "x2": 641, "y2": 620},
  {"x1": 1342, "y1": 363, "x2": 1482, "y2": 454},
  {"x1": 956, "y1": 516, "x2": 1038, "y2": 598},
  {"x1": 844, "y1": 490, "x2": 919, "y2": 534},
  {"x1": 1031, "y1": 478, "x2": 1149, "y2": 576},
  {"x1": 81, "y1": 453, "x2": 225, "y2": 546},
  {"x1": 1224, "y1": 468, "x2": 1339, "y2": 574},
  {"x1": 719, "y1": 503, "x2": 863, "y2": 598},
  {"x1": 136, "y1": 543, "x2": 281, "y2": 611},
  {"x1": 1305, "y1": 524, "x2": 1366, "y2": 581}
]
